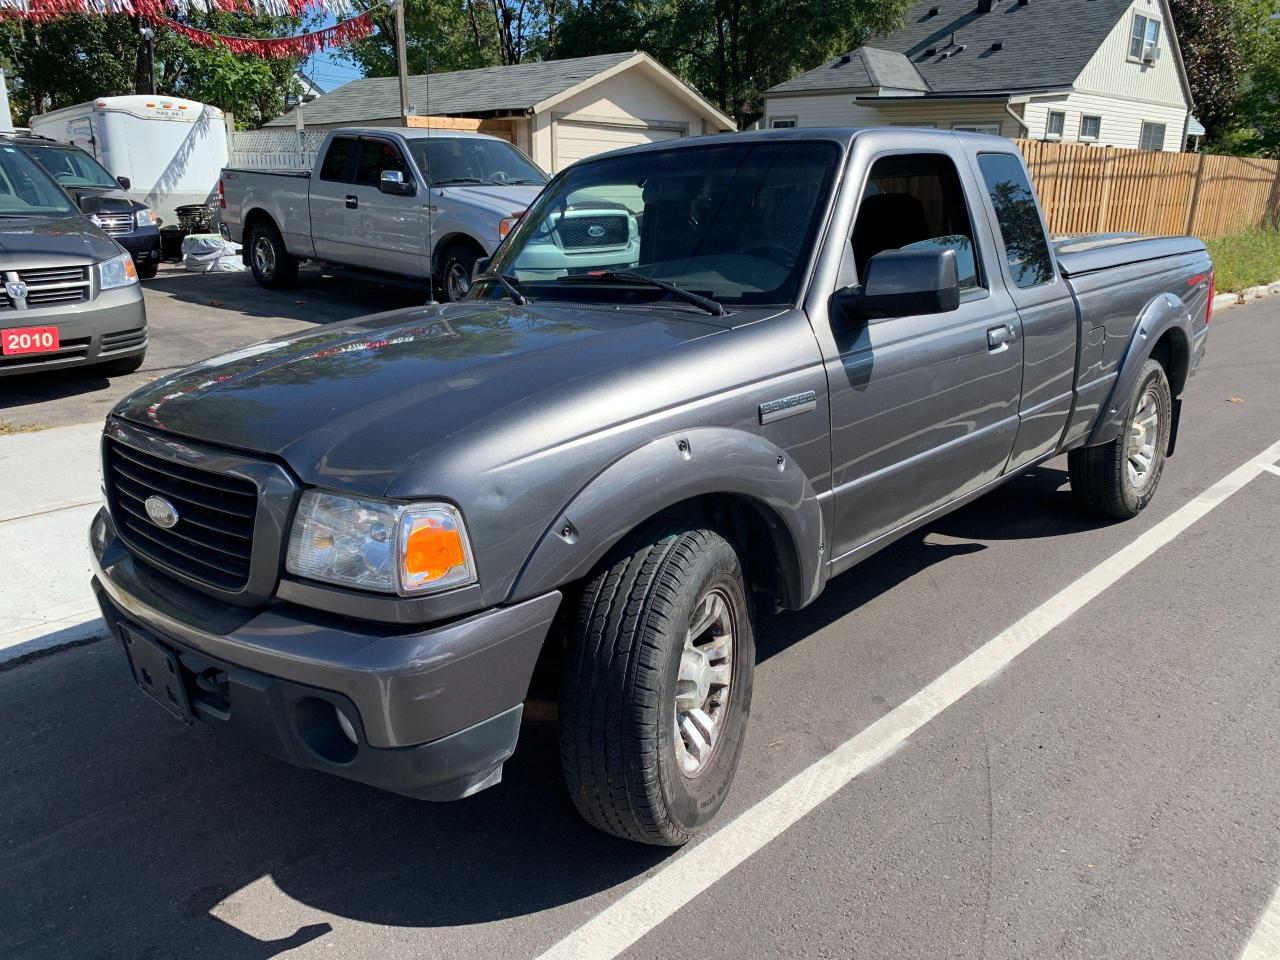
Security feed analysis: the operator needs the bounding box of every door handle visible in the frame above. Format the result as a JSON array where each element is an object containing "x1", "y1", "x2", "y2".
[
  {"x1": 345, "y1": 195, "x2": 358, "y2": 209},
  {"x1": 987, "y1": 324, "x2": 1016, "y2": 352}
]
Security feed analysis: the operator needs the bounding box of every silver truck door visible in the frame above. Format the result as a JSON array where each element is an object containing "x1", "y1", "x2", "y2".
[
  {"x1": 969, "y1": 150, "x2": 1079, "y2": 471},
  {"x1": 308, "y1": 135, "x2": 359, "y2": 263},
  {"x1": 343, "y1": 136, "x2": 422, "y2": 277},
  {"x1": 824, "y1": 148, "x2": 1024, "y2": 562}
]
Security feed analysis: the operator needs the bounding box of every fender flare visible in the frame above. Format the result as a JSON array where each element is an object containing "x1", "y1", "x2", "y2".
[
  {"x1": 507, "y1": 427, "x2": 825, "y2": 609},
  {"x1": 1086, "y1": 293, "x2": 1193, "y2": 448}
]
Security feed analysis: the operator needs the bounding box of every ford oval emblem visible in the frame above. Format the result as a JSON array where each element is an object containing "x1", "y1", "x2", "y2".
[
  {"x1": 587, "y1": 224, "x2": 606, "y2": 238},
  {"x1": 5, "y1": 280, "x2": 27, "y2": 301},
  {"x1": 144, "y1": 495, "x2": 179, "y2": 529}
]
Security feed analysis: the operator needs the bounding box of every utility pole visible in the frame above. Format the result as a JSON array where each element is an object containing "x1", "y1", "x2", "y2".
[{"x1": 394, "y1": 0, "x2": 413, "y2": 123}]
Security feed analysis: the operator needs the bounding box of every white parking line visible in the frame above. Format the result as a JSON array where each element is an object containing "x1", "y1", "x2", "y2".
[
  {"x1": 1241, "y1": 881, "x2": 1280, "y2": 960},
  {"x1": 537, "y1": 438, "x2": 1280, "y2": 960},
  {"x1": 1262, "y1": 463, "x2": 1280, "y2": 477}
]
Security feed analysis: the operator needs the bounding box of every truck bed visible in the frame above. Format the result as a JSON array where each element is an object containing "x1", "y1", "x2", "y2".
[
  {"x1": 1054, "y1": 233, "x2": 1205, "y2": 277},
  {"x1": 220, "y1": 168, "x2": 310, "y2": 178}
]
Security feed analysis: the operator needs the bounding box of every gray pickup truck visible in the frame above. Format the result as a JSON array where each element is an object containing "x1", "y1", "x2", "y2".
[
  {"x1": 92, "y1": 128, "x2": 1211, "y2": 846},
  {"x1": 219, "y1": 128, "x2": 636, "y2": 302}
]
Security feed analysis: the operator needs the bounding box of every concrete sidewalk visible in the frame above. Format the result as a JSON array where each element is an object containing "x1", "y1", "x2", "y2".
[{"x1": 0, "y1": 422, "x2": 107, "y2": 665}]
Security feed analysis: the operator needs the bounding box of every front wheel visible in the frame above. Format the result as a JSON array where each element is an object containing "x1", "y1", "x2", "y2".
[
  {"x1": 560, "y1": 522, "x2": 755, "y2": 846},
  {"x1": 136, "y1": 260, "x2": 159, "y2": 280},
  {"x1": 1069, "y1": 358, "x2": 1172, "y2": 519},
  {"x1": 95, "y1": 350, "x2": 145, "y2": 378},
  {"x1": 438, "y1": 242, "x2": 481, "y2": 302},
  {"x1": 247, "y1": 221, "x2": 298, "y2": 289}
]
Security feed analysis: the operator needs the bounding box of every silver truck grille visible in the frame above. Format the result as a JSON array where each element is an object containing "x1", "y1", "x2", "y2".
[
  {"x1": 92, "y1": 212, "x2": 135, "y2": 236},
  {"x1": 14, "y1": 265, "x2": 92, "y2": 307},
  {"x1": 105, "y1": 437, "x2": 258, "y2": 592},
  {"x1": 557, "y1": 214, "x2": 629, "y2": 249}
]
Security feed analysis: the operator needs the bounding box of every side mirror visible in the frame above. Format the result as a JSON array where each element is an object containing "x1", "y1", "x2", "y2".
[
  {"x1": 379, "y1": 170, "x2": 415, "y2": 197},
  {"x1": 836, "y1": 248, "x2": 960, "y2": 323},
  {"x1": 116, "y1": 176, "x2": 131, "y2": 190},
  {"x1": 472, "y1": 257, "x2": 490, "y2": 281}
]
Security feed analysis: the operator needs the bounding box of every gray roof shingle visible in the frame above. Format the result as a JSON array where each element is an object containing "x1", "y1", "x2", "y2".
[
  {"x1": 267, "y1": 51, "x2": 638, "y2": 127},
  {"x1": 768, "y1": 0, "x2": 1136, "y2": 97}
]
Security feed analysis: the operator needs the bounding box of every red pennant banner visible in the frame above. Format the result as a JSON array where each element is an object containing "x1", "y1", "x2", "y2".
[
  {"x1": 145, "y1": 9, "x2": 372, "y2": 58},
  {"x1": 0, "y1": 0, "x2": 361, "y2": 22}
]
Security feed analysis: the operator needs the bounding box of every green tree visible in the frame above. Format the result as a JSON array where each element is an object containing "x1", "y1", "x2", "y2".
[{"x1": 341, "y1": 0, "x2": 501, "y2": 76}]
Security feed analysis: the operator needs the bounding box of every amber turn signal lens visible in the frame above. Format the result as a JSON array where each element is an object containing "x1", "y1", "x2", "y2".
[{"x1": 401, "y1": 509, "x2": 472, "y2": 592}]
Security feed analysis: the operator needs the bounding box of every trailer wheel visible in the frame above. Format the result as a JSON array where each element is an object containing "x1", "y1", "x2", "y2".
[{"x1": 247, "y1": 221, "x2": 298, "y2": 289}]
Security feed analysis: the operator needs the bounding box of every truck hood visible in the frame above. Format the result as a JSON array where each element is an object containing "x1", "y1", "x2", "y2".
[
  {"x1": 69, "y1": 186, "x2": 143, "y2": 214},
  {"x1": 0, "y1": 214, "x2": 119, "y2": 268},
  {"x1": 111, "y1": 300, "x2": 727, "y2": 495},
  {"x1": 437, "y1": 183, "x2": 544, "y2": 214}
]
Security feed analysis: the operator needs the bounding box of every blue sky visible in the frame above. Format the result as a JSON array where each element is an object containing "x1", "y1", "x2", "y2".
[{"x1": 299, "y1": 12, "x2": 366, "y2": 93}]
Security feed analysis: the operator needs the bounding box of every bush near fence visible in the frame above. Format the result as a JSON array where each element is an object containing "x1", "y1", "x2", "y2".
[{"x1": 1016, "y1": 139, "x2": 1280, "y2": 240}]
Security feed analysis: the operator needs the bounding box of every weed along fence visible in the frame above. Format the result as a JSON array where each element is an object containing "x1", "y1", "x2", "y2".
[{"x1": 1015, "y1": 139, "x2": 1280, "y2": 240}]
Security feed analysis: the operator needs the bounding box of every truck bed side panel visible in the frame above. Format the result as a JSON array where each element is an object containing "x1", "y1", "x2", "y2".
[{"x1": 219, "y1": 169, "x2": 315, "y2": 260}]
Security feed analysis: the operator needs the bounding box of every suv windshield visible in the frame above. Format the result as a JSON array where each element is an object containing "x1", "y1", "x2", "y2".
[
  {"x1": 23, "y1": 143, "x2": 119, "y2": 189},
  {"x1": 0, "y1": 144, "x2": 78, "y2": 218},
  {"x1": 479, "y1": 140, "x2": 839, "y2": 308},
  {"x1": 408, "y1": 137, "x2": 546, "y2": 187}
]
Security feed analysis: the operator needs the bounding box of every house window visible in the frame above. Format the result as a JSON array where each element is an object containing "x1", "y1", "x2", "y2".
[
  {"x1": 1139, "y1": 121, "x2": 1167, "y2": 151},
  {"x1": 951, "y1": 122, "x2": 1002, "y2": 136},
  {"x1": 1080, "y1": 115, "x2": 1102, "y2": 140},
  {"x1": 771, "y1": 117, "x2": 797, "y2": 129},
  {"x1": 1046, "y1": 111, "x2": 1066, "y2": 138},
  {"x1": 1129, "y1": 13, "x2": 1161, "y2": 62}
]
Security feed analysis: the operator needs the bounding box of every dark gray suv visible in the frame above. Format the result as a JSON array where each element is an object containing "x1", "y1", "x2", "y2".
[{"x1": 0, "y1": 138, "x2": 147, "y2": 377}]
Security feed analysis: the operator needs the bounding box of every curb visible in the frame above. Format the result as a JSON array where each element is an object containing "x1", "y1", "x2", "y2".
[
  {"x1": 0, "y1": 616, "x2": 108, "y2": 671},
  {"x1": 1215, "y1": 280, "x2": 1280, "y2": 313}
]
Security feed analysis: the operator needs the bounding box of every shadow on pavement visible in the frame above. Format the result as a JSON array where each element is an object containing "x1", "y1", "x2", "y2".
[{"x1": 0, "y1": 467, "x2": 1106, "y2": 959}]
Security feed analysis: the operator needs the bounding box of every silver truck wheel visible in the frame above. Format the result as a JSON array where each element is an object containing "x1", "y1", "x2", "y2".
[
  {"x1": 1069, "y1": 358, "x2": 1172, "y2": 519},
  {"x1": 439, "y1": 242, "x2": 480, "y2": 302},
  {"x1": 560, "y1": 522, "x2": 754, "y2": 846},
  {"x1": 247, "y1": 222, "x2": 298, "y2": 290}
]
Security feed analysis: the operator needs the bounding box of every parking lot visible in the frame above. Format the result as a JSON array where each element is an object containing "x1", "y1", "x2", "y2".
[{"x1": 0, "y1": 268, "x2": 1277, "y2": 959}]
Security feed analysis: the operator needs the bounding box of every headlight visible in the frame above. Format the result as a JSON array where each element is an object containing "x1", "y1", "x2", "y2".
[
  {"x1": 286, "y1": 491, "x2": 476, "y2": 596},
  {"x1": 97, "y1": 252, "x2": 138, "y2": 289},
  {"x1": 135, "y1": 207, "x2": 157, "y2": 228}
]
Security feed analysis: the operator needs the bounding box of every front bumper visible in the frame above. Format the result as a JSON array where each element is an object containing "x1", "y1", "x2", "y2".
[
  {"x1": 91, "y1": 507, "x2": 561, "y2": 800},
  {"x1": 115, "y1": 227, "x2": 163, "y2": 265},
  {"x1": 0, "y1": 284, "x2": 146, "y2": 377}
]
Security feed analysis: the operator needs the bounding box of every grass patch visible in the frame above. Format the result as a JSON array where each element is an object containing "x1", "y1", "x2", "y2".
[
  {"x1": 0, "y1": 421, "x2": 48, "y2": 436},
  {"x1": 1205, "y1": 227, "x2": 1280, "y2": 293}
]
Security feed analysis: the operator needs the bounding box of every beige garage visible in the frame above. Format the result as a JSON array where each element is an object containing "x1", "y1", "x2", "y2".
[{"x1": 267, "y1": 52, "x2": 735, "y2": 175}]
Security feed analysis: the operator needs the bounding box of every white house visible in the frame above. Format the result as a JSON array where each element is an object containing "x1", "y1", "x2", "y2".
[
  {"x1": 267, "y1": 52, "x2": 735, "y2": 173},
  {"x1": 763, "y1": 0, "x2": 1196, "y2": 152}
]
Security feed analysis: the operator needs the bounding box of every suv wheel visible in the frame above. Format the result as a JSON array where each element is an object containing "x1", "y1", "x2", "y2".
[
  {"x1": 96, "y1": 350, "x2": 145, "y2": 378},
  {"x1": 560, "y1": 522, "x2": 755, "y2": 846},
  {"x1": 136, "y1": 260, "x2": 159, "y2": 280},
  {"x1": 439, "y1": 243, "x2": 480, "y2": 302},
  {"x1": 1069, "y1": 358, "x2": 1172, "y2": 519},
  {"x1": 248, "y1": 221, "x2": 298, "y2": 289}
]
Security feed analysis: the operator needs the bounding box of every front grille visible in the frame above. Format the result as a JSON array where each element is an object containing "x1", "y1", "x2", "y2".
[
  {"x1": 105, "y1": 438, "x2": 258, "y2": 591},
  {"x1": 18, "y1": 265, "x2": 91, "y2": 307},
  {"x1": 557, "y1": 214, "x2": 629, "y2": 249},
  {"x1": 101, "y1": 327, "x2": 147, "y2": 353},
  {"x1": 93, "y1": 212, "x2": 135, "y2": 237}
]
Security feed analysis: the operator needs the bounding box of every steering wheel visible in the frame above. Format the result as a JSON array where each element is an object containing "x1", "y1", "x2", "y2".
[{"x1": 490, "y1": 171, "x2": 510, "y2": 184}]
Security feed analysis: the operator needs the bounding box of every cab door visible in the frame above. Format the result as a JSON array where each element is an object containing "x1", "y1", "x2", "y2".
[
  {"x1": 308, "y1": 135, "x2": 360, "y2": 263},
  {"x1": 343, "y1": 136, "x2": 423, "y2": 277},
  {"x1": 823, "y1": 148, "x2": 1025, "y2": 562}
]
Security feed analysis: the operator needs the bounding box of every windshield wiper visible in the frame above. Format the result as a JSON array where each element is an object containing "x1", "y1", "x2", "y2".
[
  {"x1": 554, "y1": 271, "x2": 726, "y2": 317},
  {"x1": 431, "y1": 177, "x2": 487, "y2": 186},
  {"x1": 472, "y1": 271, "x2": 528, "y2": 306}
]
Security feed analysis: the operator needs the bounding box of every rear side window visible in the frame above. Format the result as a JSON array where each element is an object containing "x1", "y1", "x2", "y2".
[
  {"x1": 851, "y1": 152, "x2": 983, "y2": 291},
  {"x1": 355, "y1": 140, "x2": 410, "y2": 188},
  {"x1": 319, "y1": 138, "x2": 356, "y2": 182},
  {"x1": 977, "y1": 152, "x2": 1054, "y2": 288}
]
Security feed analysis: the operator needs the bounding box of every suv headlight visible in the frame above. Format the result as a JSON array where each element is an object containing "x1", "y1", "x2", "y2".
[
  {"x1": 97, "y1": 252, "x2": 138, "y2": 289},
  {"x1": 135, "y1": 207, "x2": 157, "y2": 228},
  {"x1": 285, "y1": 491, "x2": 476, "y2": 596}
]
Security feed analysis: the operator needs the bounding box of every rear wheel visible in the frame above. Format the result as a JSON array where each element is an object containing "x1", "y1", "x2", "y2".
[
  {"x1": 560, "y1": 522, "x2": 755, "y2": 846},
  {"x1": 247, "y1": 221, "x2": 298, "y2": 289},
  {"x1": 1069, "y1": 358, "x2": 1172, "y2": 519},
  {"x1": 439, "y1": 242, "x2": 481, "y2": 302}
]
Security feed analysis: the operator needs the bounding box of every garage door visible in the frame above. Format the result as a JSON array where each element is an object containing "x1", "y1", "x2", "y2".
[{"x1": 552, "y1": 120, "x2": 684, "y2": 172}]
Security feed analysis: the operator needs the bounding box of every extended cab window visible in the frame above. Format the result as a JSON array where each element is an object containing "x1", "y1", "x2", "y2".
[
  {"x1": 355, "y1": 140, "x2": 410, "y2": 188},
  {"x1": 319, "y1": 138, "x2": 356, "y2": 182},
  {"x1": 852, "y1": 153, "x2": 982, "y2": 291},
  {"x1": 977, "y1": 152, "x2": 1054, "y2": 288}
]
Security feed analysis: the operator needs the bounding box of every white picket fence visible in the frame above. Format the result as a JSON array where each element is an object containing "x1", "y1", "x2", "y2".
[{"x1": 228, "y1": 128, "x2": 327, "y2": 171}]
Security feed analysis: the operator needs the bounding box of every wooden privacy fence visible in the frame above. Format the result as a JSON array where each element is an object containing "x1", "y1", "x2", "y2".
[{"x1": 1015, "y1": 139, "x2": 1280, "y2": 239}]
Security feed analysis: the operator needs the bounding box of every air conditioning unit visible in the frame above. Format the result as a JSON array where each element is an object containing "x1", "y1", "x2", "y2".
[{"x1": 1143, "y1": 45, "x2": 1162, "y2": 65}]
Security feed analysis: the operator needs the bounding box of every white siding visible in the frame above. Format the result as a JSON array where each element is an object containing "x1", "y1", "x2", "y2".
[
  {"x1": 763, "y1": 93, "x2": 1016, "y2": 136},
  {"x1": 1021, "y1": 91, "x2": 1187, "y2": 151},
  {"x1": 1075, "y1": 0, "x2": 1188, "y2": 108}
]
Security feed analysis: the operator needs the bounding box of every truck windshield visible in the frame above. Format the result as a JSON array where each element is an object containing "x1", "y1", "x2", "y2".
[
  {"x1": 23, "y1": 143, "x2": 119, "y2": 189},
  {"x1": 409, "y1": 138, "x2": 546, "y2": 187},
  {"x1": 479, "y1": 140, "x2": 839, "y2": 308},
  {"x1": 0, "y1": 145, "x2": 78, "y2": 218}
]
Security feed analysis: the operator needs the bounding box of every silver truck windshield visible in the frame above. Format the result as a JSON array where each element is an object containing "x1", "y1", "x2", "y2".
[
  {"x1": 25, "y1": 144, "x2": 119, "y2": 190},
  {"x1": 409, "y1": 138, "x2": 546, "y2": 187},
  {"x1": 0, "y1": 145, "x2": 78, "y2": 218},
  {"x1": 481, "y1": 139, "x2": 839, "y2": 308}
]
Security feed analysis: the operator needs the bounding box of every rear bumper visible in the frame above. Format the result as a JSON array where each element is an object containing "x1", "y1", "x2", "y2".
[
  {"x1": 90, "y1": 507, "x2": 560, "y2": 800},
  {"x1": 0, "y1": 285, "x2": 146, "y2": 377}
]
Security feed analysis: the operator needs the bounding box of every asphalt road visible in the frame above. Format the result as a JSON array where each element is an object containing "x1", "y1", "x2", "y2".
[
  {"x1": 1, "y1": 298, "x2": 1277, "y2": 960},
  {"x1": 0, "y1": 263, "x2": 425, "y2": 431}
]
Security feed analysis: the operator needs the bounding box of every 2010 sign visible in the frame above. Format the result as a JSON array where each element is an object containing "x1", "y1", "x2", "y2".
[{"x1": 2, "y1": 326, "x2": 60, "y2": 356}]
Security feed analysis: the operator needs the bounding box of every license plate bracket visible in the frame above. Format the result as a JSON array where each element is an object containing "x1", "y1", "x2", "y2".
[{"x1": 122, "y1": 627, "x2": 193, "y2": 724}]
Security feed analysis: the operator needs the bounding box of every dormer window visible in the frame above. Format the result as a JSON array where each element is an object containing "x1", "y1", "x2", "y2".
[{"x1": 1129, "y1": 13, "x2": 1161, "y2": 63}]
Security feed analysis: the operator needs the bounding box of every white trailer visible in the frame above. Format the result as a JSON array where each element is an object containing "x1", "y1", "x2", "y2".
[{"x1": 30, "y1": 95, "x2": 228, "y2": 224}]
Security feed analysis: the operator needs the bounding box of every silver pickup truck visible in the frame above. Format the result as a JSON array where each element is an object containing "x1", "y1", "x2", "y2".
[{"x1": 218, "y1": 128, "x2": 639, "y2": 301}]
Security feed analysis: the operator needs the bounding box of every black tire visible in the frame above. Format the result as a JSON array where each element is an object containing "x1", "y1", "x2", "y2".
[
  {"x1": 96, "y1": 350, "x2": 145, "y2": 378},
  {"x1": 560, "y1": 521, "x2": 755, "y2": 846},
  {"x1": 1069, "y1": 358, "x2": 1172, "y2": 519},
  {"x1": 136, "y1": 260, "x2": 159, "y2": 280},
  {"x1": 247, "y1": 221, "x2": 298, "y2": 289},
  {"x1": 439, "y1": 242, "x2": 481, "y2": 302}
]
